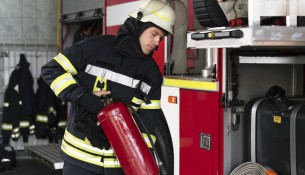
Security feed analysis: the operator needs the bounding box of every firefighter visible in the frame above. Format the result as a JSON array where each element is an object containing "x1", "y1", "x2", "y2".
[{"x1": 40, "y1": 0, "x2": 175, "y2": 174}]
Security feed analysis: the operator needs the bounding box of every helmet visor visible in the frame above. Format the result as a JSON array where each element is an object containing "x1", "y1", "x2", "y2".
[{"x1": 140, "y1": 0, "x2": 187, "y2": 32}]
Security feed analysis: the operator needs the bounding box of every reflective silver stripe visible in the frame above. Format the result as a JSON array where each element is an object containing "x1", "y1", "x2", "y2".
[
  {"x1": 20, "y1": 121, "x2": 30, "y2": 128},
  {"x1": 29, "y1": 124, "x2": 35, "y2": 130},
  {"x1": 85, "y1": 64, "x2": 151, "y2": 95},
  {"x1": 36, "y1": 115, "x2": 48, "y2": 123},
  {"x1": 3, "y1": 102, "x2": 9, "y2": 107},
  {"x1": 13, "y1": 127, "x2": 20, "y2": 133},
  {"x1": 54, "y1": 53, "x2": 78, "y2": 75},
  {"x1": 1, "y1": 123, "x2": 13, "y2": 130},
  {"x1": 51, "y1": 73, "x2": 77, "y2": 96},
  {"x1": 12, "y1": 133, "x2": 20, "y2": 138},
  {"x1": 140, "y1": 100, "x2": 161, "y2": 109}
]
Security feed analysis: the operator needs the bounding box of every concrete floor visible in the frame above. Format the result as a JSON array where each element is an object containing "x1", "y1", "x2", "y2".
[{"x1": 1, "y1": 151, "x2": 62, "y2": 175}]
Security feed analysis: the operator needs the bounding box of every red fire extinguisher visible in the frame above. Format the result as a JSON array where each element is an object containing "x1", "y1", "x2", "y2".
[{"x1": 97, "y1": 99, "x2": 160, "y2": 175}]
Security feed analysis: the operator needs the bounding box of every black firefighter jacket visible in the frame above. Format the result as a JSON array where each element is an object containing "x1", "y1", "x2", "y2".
[
  {"x1": 41, "y1": 18, "x2": 163, "y2": 174},
  {"x1": 17, "y1": 54, "x2": 36, "y2": 141},
  {"x1": 2, "y1": 54, "x2": 35, "y2": 144},
  {"x1": 1, "y1": 70, "x2": 22, "y2": 144},
  {"x1": 34, "y1": 76, "x2": 67, "y2": 143}
]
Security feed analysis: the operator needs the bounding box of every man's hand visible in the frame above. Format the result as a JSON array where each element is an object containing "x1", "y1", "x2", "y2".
[
  {"x1": 94, "y1": 90, "x2": 111, "y2": 97},
  {"x1": 78, "y1": 90, "x2": 111, "y2": 114}
]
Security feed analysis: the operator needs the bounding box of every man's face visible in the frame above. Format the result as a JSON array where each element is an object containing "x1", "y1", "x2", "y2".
[{"x1": 139, "y1": 26, "x2": 165, "y2": 55}]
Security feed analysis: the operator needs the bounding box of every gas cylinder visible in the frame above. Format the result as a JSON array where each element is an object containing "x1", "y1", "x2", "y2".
[{"x1": 97, "y1": 100, "x2": 159, "y2": 175}]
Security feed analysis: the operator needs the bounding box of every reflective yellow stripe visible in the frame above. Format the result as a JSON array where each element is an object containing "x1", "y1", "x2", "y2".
[
  {"x1": 131, "y1": 97, "x2": 143, "y2": 111},
  {"x1": 152, "y1": 11, "x2": 169, "y2": 22},
  {"x1": 3, "y1": 102, "x2": 9, "y2": 107},
  {"x1": 64, "y1": 130, "x2": 116, "y2": 156},
  {"x1": 104, "y1": 158, "x2": 121, "y2": 168},
  {"x1": 1, "y1": 123, "x2": 13, "y2": 130},
  {"x1": 140, "y1": 100, "x2": 161, "y2": 109},
  {"x1": 54, "y1": 53, "x2": 77, "y2": 75},
  {"x1": 36, "y1": 115, "x2": 48, "y2": 123},
  {"x1": 93, "y1": 77, "x2": 107, "y2": 92},
  {"x1": 142, "y1": 133, "x2": 156, "y2": 148},
  {"x1": 51, "y1": 73, "x2": 77, "y2": 96},
  {"x1": 19, "y1": 121, "x2": 30, "y2": 128},
  {"x1": 132, "y1": 97, "x2": 143, "y2": 105},
  {"x1": 61, "y1": 140, "x2": 104, "y2": 166},
  {"x1": 58, "y1": 121, "x2": 67, "y2": 127},
  {"x1": 163, "y1": 77, "x2": 219, "y2": 91}
]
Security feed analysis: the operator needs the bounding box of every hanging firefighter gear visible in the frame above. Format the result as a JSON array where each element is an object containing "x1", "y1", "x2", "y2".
[
  {"x1": 34, "y1": 76, "x2": 67, "y2": 143},
  {"x1": 1, "y1": 54, "x2": 36, "y2": 143},
  {"x1": 1, "y1": 70, "x2": 22, "y2": 144},
  {"x1": 17, "y1": 54, "x2": 36, "y2": 142}
]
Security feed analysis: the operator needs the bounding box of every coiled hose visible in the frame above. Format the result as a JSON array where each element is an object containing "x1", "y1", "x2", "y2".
[{"x1": 230, "y1": 162, "x2": 278, "y2": 175}]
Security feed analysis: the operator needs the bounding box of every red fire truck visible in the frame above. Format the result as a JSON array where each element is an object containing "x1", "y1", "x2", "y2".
[{"x1": 104, "y1": 0, "x2": 305, "y2": 175}]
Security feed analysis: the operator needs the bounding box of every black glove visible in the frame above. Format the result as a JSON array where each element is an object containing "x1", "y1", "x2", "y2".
[
  {"x1": 78, "y1": 91, "x2": 104, "y2": 114},
  {"x1": 74, "y1": 105, "x2": 111, "y2": 150}
]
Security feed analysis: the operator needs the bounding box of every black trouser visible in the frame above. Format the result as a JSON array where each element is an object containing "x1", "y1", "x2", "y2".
[
  {"x1": 62, "y1": 161, "x2": 124, "y2": 175},
  {"x1": 62, "y1": 161, "x2": 102, "y2": 175}
]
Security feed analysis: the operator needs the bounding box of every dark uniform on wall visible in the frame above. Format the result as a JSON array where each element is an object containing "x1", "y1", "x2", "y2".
[
  {"x1": 41, "y1": 18, "x2": 163, "y2": 174},
  {"x1": 1, "y1": 70, "x2": 22, "y2": 144},
  {"x1": 1, "y1": 54, "x2": 35, "y2": 144},
  {"x1": 34, "y1": 76, "x2": 67, "y2": 143},
  {"x1": 18, "y1": 54, "x2": 36, "y2": 141}
]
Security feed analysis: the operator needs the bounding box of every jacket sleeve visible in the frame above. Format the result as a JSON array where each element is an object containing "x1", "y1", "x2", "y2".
[
  {"x1": 136, "y1": 69, "x2": 163, "y2": 136},
  {"x1": 41, "y1": 42, "x2": 103, "y2": 114}
]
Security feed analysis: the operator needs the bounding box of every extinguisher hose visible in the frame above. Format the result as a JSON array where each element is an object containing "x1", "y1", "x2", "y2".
[{"x1": 127, "y1": 102, "x2": 168, "y2": 175}]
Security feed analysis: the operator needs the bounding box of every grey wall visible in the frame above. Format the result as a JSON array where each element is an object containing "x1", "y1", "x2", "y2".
[
  {"x1": 0, "y1": 0, "x2": 58, "y2": 142},
  {"x1": 0, "y1": 0, "x2": 58, "y2": 45}
]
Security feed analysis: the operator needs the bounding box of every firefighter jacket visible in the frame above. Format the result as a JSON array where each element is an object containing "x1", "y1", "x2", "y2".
[
  {"x1": 17, "y1": 54, "x2": 36, "y2": 142},
  {"x1": 1, "y1": 70, "x2": 22, "y2": 144},
  {"x1": 41, "y1": 17, "x2": 162, "y2": 174},
  {"x1": 2, "y1": 54, "x2": 35, "y2": 143},
  {"x1": 34, "y1": 76, "x2": 67, "y2": 143}
]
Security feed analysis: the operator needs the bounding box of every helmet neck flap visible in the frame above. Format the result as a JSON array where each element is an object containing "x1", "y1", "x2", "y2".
[{"x1": 115, "y1": 17, "x2": 158, "y2": 59}]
